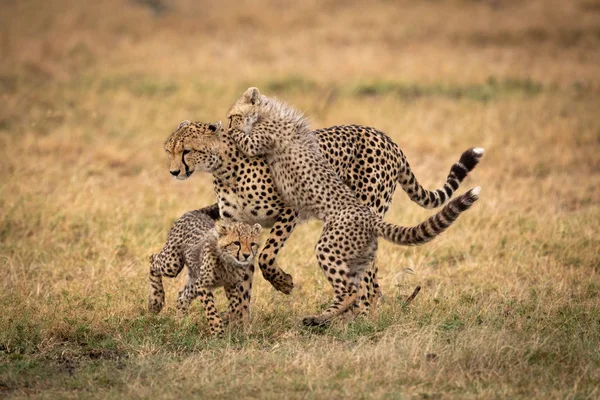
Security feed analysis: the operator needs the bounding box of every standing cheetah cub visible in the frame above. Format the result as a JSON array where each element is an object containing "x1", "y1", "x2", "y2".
[
  {"x1": 229, "y1": 87, "x2": 482, "y2": 326},
  {"x1": 148, "y1": 208, "x2": 261, "y2": 335}
]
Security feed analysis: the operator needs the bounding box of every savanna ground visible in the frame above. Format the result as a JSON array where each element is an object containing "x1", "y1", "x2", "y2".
[{"x1": 1, "y1": 0, "x2": 599, "y2": 398}]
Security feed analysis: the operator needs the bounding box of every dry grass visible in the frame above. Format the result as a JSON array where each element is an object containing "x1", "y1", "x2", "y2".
[{"x1": 1, "y1": 0, "x2": 599, "y2": 398}]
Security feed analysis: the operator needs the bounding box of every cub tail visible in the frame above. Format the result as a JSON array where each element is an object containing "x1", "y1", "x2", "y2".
[{"x1": 374, "y1": 187, "x2": 480, "y2": 246}]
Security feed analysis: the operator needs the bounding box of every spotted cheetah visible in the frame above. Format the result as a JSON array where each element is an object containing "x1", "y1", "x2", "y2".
[
  {"x1": 227, "y1": 87, "x2": 482, "y2": 326},
  {"x1": 164, "y1": 110, "x2": 482, "y2": 314},
  {"x1": 148, "y1": 206, "x2": 261, "y2": 335}
]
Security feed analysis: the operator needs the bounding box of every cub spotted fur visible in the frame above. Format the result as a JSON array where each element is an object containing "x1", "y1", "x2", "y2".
[{"x1": 148, "y1": 207, "x2": 261, "y2": 335}]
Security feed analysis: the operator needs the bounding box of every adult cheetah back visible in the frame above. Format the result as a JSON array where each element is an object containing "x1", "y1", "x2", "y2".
[{"x1": 314, "y1": 125, "x2": 484, "y2": 215}]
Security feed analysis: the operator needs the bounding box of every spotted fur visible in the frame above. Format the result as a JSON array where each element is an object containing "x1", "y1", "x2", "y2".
[
  {"x1": 163, "y1": 99, "x2": 483, "y2": 315},
  {"x1": 227, "y1": 87, "x2": 482, "y2": 326},
  {"x1": 148, "y1": 207, "x2": 261, "y2": 335}
]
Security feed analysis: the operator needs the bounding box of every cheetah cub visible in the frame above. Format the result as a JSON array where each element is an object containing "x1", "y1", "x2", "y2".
[{"x1": 148, "y1": 208, "x2": 261, "y2": 335}]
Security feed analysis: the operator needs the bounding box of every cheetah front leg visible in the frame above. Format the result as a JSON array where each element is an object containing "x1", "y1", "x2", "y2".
[
  {"x1": 258, "y1": 208, "x2": 298, "y2": 294},
  {"x1": 303, "y1": 221, "x2": 377, "y2": 327},
  {"x1": 223, "y1": 283, "x2": 248, "y2": 327},
  {"x1": 175, "y1": 245, "x2": 204, "y2": 315},
  {"x1": 351, "y1": 257, "x2": 380, "y2": 317},
  {"x1": 196, "y1": 287, "x2": 224, "y2": 336},
  {"x1": 236, "y1": 271, "x2": 254, "y2": 326},
  {"x1": 221, "y1": 284, "x2": 238, "y2": 326},
  {"x1": 229, "y1": 124, "x2": 273, "y2": 158},
  {"x1": 193, "y1": 246, "x2": 225, "y2": 335}
]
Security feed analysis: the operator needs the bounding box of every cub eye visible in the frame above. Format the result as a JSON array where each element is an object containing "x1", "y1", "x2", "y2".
[
  {"x1": 251, "y1": 243, "x2": 258, "y2": 247},
  {"x1": 233, "y1": 241, "x2": 241, "y2": 246},
  {"x1": 182, "y1": 149, "x2": 191, "y2": 156}
]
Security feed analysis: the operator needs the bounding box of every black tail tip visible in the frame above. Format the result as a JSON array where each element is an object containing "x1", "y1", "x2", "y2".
[{"x1": 460, "y1": 147, "x2": 485, "y2": 170}]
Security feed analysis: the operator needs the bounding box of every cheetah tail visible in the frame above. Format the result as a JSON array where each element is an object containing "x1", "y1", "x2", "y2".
[
  {"x1": 399, "y1": 148, "x2": 484, "y2": 209},
  {"x1": 374, "y1": 187, "x2": 480, "y2": 246}
]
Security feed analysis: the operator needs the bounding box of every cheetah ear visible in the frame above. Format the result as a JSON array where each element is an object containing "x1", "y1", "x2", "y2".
[
  {"x1": 251, "y1": 223, "x2": 262, "y2": 235},
  {"x1": 207, "y1": 121, "x2": 222, "y2": 134},
  {"x1": 177, "y1": 120, "x2": 191, "y2": 130},
  {"x1": 243, "y1": 87, "x2": 261, "y2": 106},
  {"x1": 214, "y1": 222, "x2": 228, "y2": 236}
]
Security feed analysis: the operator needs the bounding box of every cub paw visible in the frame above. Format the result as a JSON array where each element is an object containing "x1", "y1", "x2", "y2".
[{"x1": 148, "y1": 292, "x2": 165, "y2": 314}]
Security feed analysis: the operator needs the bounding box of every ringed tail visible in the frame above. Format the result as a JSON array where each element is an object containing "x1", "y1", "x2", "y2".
[
  {"x1": 399, "y1": 148, "x2": 484, "y2": 209},
  {"x1": 374, "y1": 187, "x2": 481, "y2": 246}
]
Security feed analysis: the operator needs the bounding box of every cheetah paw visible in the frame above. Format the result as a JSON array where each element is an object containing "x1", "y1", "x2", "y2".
[
  {"x1": 269, "y1": 272, "x2": 294, "y2": 295},
  {"x1": 148, "y1": 295, "x2": 164, "y2": 314}
]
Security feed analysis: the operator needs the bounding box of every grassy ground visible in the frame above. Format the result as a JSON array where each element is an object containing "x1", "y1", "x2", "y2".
[{"x1": 1, "y1": 0, "x2": 599, "y2": 398}]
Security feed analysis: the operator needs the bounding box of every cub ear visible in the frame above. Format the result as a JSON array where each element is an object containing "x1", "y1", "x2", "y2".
[
  {"x1": 251, "y1": 223, "x2": 262, "y2": 235},
  {"x1": 149, "y1": 254, "x2": 157, "y2": 264},
  {"x1": 243, "y1": 87, "x2": 261, "y2": 106},
  {"x1": 207, "y1": 121, "x2": 222, "y2": 134},
  {"x1": 214, "y1": 222, "x2": 228, "y2": 236},
  {"x1": 177, "y1": 120, "x2": 191, "y2": 130}
]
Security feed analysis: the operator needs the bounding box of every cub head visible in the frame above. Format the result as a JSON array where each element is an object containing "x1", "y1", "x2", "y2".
[
  {"x1": 164, "y1": 120, "x2": 224, "y2": 180},
  {"x1": 215, "y1": 222, "x2": 262, "y2": 267},
  {"x1": 227, "y1": 87, "x2": 264, "y2": 131}
]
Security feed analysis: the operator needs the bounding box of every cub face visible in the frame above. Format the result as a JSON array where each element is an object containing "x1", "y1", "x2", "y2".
[
  {"x1": 227, "y1": 87, "x2": 263, "y2": 132},
  {"x1": 164, "y1": 121, "x2": 223, "y2": 180},
  {"x1": 215, "y1": 222, "x2": 262, "y2": 266}
]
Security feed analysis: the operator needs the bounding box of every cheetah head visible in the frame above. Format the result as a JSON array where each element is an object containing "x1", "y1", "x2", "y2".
[
  {"x1": 215, "y1": 222, "x2": 262, "y2": 267},
  {"x1": 226, "y1": 87, "x2": 264, "y2": 131},
  {"x1": 164, "y1": 120, "x2": 224, "y2": 180}
]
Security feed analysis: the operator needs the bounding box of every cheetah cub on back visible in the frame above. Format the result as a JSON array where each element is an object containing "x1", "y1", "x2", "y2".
[{"x1": 148, "y1": 208, "x2": 261, "y2": 335}]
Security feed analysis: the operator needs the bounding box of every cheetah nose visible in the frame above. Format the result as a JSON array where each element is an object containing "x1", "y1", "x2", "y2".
[
  {"x1": 242, "y1": 253, "x2": 251, "y2": 260},
  {"x1": 170, "y1": 170, "x2": 180, "y2": 177}
]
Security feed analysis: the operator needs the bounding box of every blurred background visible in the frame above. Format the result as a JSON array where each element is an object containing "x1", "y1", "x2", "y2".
[{"x1": 1, "y1": 1, "x2": 599, "y2": 397}]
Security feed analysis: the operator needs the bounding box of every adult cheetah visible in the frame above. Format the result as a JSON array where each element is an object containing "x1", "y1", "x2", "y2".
[
  {"x1": 148, "y1": 206, "x2": 261, "y2": 335},
  {"x1": 227, "y1": 87, "x2": 482, "y2": 326},
  {"x1": 164, "y1": 110, "x2": 482, "y2": 314}
]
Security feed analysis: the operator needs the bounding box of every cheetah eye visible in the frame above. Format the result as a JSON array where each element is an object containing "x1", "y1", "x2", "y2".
[
  {"x1": 182, "y1": 149, "x2": 191, "y2": 156},
  {"x1": 251, "y1": 243, "x2": 258, "y2": 248},
  {"x1": 233, "y1": 241, "x2": 241, "y2": 246}
]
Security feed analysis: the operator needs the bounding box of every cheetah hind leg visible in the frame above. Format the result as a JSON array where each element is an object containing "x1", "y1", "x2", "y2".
[
  {"x1": 148, "y1": 254, "x2": 165, "y2": 313},
  {"x1": 302, "y1": 258, "x2": 360, "y2": 327},
  {"x1": 349, "y1": 257, "x2": 380, "y2": 319},
  {"x1": 303, "y1": 280, "x2": 359, "y2": 327}
]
